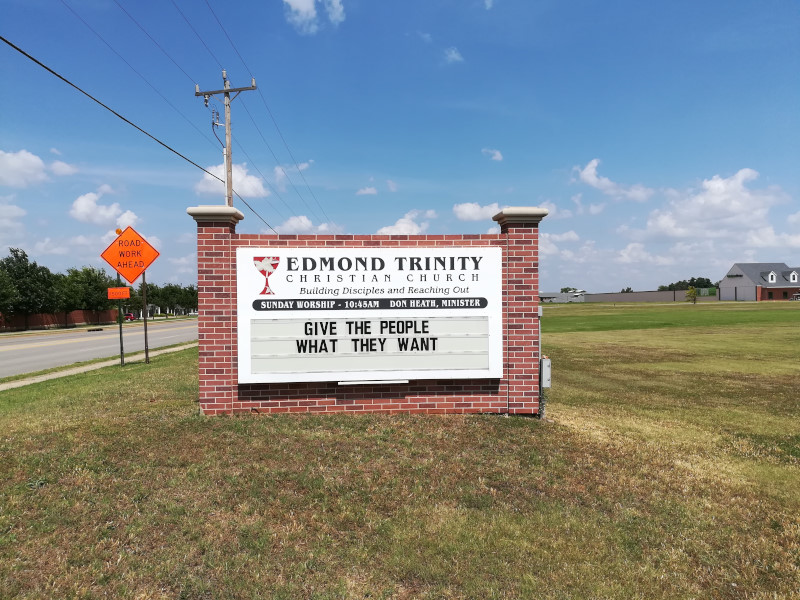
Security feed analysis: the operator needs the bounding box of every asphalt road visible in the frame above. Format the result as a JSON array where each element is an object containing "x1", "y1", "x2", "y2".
[{"x1": 0, "y1": 319, "x2": 198, "y2": 378}]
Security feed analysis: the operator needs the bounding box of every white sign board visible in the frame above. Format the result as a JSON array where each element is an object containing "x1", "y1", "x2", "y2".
[{"x1": 236, "y1": 247, "x2": 502, "y2": 383}]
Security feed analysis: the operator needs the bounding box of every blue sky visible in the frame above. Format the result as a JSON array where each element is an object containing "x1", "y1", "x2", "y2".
[{"x1": 1, "y1": 0, "x2": 798, "y2": 292}]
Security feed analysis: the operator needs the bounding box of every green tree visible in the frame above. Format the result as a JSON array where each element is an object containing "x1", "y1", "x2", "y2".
[
  {"x1": 560, "y1": 287, "x2": 578, "y2": 293},
  {"x1": 53, "y1": 272, "x2": 83, "y2": 327},
  {"x1": 0, "y1": 248, "x2": 57, "y2": 329},
  {"x1": 181, "y1": 284, "x2": 198, "y2": 313},
  {"x1": 620, "y1": 286, "x2": 633, "y2": 293},
  {"x1": 67, "y1": 267, "x2": 116, "y2": 323},
  {"x1": 0, "y1": 268, "x2": 20, "y2": 322},
  {"x1": 658, "y1": 277, "x2": 714, "y2": 292},
  {"x1": 685, "y1": 287, "x2": 698, "y2": 304},
  {"x1": 159, "y1": 283, "x2": 184, "y2": 315},
  {"x1": 139, "y1": 281, "x2": 160, "y2": 318}
]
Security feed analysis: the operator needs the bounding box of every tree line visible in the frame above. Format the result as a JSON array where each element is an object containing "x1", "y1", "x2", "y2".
[
  {"x1": 0, "y1": 248, "x2": 197, "y2": 329},
  {"x1": 656, "y1": 277, "x2": 716, "y2": 291}
]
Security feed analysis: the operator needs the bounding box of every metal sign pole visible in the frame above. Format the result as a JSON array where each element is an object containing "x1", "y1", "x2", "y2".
[
  {"x1": 117, "y1": 272, "x2": 125, "y2": 366},
  {"x1": 142, "y1": 271, "x2": 150, "y2": 364}
]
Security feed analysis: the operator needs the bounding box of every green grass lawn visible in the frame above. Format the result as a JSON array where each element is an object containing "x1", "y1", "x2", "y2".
[{"x1": 1, "y1": 303, "x2": 798, "y2": 598}]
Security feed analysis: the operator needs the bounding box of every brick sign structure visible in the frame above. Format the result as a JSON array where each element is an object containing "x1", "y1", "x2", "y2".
[{"x1": 187, "y1": 205, "x2": 547, "y2": 416}]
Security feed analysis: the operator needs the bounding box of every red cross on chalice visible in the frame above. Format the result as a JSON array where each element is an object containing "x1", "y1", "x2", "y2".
[{"x1": 253, "y1": 256, "x2": 280, "y2": 295}]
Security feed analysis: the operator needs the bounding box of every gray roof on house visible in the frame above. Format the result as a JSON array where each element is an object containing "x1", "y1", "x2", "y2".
[{"x1": 725, "y1": 263, "x2": 800, "y2": 288}]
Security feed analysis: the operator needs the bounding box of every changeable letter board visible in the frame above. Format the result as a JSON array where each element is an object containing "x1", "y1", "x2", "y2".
[{"x1": 236, "y1": 247, "x2": 503, "y2": 384}]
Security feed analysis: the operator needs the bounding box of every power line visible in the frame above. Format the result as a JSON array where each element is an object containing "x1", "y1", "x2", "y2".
[
  {"x1": 239, "y1": 99, "x2": 319, "y2": 221},
  {"x1": 170, "y1": 0, "x2": 224, "y2": 71},
  {"x1": 112, "y1": 0, "x2": 195, "y2": 84},
  {"x1": 233, "y1": 191, "x2": 278, "y2": 234},
  {"x1": 58, "y1": 0, "x2": 220, "y2": 154},
  {"x1": 255, "y1": 88, "x2": 331, "y2": 222},
  {"x1": 0, "y1": 34, "x2": 276, "y2": 234},
  {"x1": 202, "y1": 0, "x2": 332, "y2": 225},
  {"x1": 203, "y1": 0, "x2": 249, "y2": 75},
  {"x1": 233, "y1": 141, "x2": 290, "y2": 221},
  {"x1": 109, "y1": 0, "x2": 283, "y2": 226}
]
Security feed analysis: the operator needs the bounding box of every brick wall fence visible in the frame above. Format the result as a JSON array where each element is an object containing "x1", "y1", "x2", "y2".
[
  {"x1": 187, "y1": 205, "x2": 547, "y2": 416},
  {"x1": 0, "y1": 309, "x2": 118, "y2": 331}
]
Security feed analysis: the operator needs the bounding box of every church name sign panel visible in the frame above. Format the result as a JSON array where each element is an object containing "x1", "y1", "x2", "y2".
[{"x1": 236, "y1": 247, "x2": 503, "y2": 384}]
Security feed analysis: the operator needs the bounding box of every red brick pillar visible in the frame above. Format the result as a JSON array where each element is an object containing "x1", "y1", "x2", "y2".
[
  {"x1": 493, "y1": 207, "x2": 548, "y2": 414},
  {"x1": 187, "y1": 206, "x2": 243, "y2": 414}
]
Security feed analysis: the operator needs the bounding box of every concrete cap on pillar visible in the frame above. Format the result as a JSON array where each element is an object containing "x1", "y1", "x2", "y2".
[
  {"x1": 492, "y1": 206, "x2": 549, "y2": 226},
  {"x1": 187, "y1": 205, "x2": 245, "y2": 225}
]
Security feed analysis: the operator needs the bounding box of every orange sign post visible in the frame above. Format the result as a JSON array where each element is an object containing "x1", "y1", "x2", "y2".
[{"x1": 101, "y1": 226, "x2": 160, "y2": 284}]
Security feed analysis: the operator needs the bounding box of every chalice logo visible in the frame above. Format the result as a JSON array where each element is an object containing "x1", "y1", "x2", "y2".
[{"x1": 253, "y1": 256, "x2": 280, "y2": 295}]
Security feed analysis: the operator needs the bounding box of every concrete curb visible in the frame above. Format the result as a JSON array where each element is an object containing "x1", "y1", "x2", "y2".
[{"x1": 0, "y1": 343, "x2": 198, "y2": 392}]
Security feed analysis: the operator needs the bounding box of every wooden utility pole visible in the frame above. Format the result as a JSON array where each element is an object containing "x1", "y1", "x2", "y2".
[{"x1": 195, "y1": 70, "x2": 257, "y2": 207}]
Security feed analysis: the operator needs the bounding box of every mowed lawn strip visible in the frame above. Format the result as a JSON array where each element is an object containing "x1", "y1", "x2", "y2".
[{"x1": 0, "y1": 303, "x2": 798, "y2": 598}]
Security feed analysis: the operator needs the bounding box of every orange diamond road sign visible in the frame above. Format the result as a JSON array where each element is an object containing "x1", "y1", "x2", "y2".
[
  {"x1": 101, "y1": 226, "x2": 160, "y2": 284},
  {"x1": 107, "y1": 287, "x2": 131, "y2": 300}
]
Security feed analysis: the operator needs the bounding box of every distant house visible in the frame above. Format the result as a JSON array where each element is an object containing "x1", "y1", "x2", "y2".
[{"x1": 719, "y1": 263, "x2": 800, "y2": 301}]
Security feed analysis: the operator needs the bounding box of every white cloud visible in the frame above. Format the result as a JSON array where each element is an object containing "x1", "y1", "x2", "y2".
[
  {"x1": 274, "y1": 215, "x2": 342, "y2": 234},
  {"x1": 356, "y1": 186, "x2": 378, "y2": 195},
  {"x1": 144, "y1": 234, "x2": 162, "y2": 250},
  {"x1": 453, "y1": 202, "x2": 502, "y2": 221},
  {"x1": 274, "y1": 166, "x2": 288, "y2": 191},
  {"x1": 444, "y1": 47, "x2": 464, "y2": 64},
  {"x1": 50, "y1": 148, "x2": 62, "y2": 156},
  {"x1": 194, "y1": 163, "x2": 268, "y2": 198},
  {"x1": 539, "y1": 231, "x2": 582, "y2": 258},
  {"x1": 0, "y1": 149, "x2": 76, "y2": 187},
  {"x1": 101, "y1": 229, "x2": 119, "y2": 245},
  {"x1": 0, "y1": 149, "x2": 48, "y2": 188},
  {"x1": 273, "y1": 160, "x2": 313, "y2": 193},
  {"x1": 539, "y1": 200, "x2": 572, "y2": 220},
  {"x1": 324, "y1": 0, "x2": 345, "y2": 25},
  {"x1": 68, "y1": 235, "x2": 96, "y2": 246},
  {"x1": 485, "y1": 0, "x2": 495, "y2": 9},
  {"x1": 487, "y1": 225, "x2": 500, "y2": 234},
  {"x1": 575, "y1": 158, "x2": 653, "y2": 202},
  {"x1": 788, "y1": 211, "x2": 800, "y2": 226},
  {"x1": 550, "y1": 231, "x2": 580, "y2": 243},
  {"x1": 481, "y1": 148, "x2": 503, "y2": 161},
  {"x1": 632, "y1": 168, "x2": 784, "y2": 242},
  {"x1": 417, "y1": 31, "x2": 433, "y2": 43},
  {"x1": 168, "y1": 252, "x2": 197, "y2": 274},
  {"x1": 0, "y1": 198, "x2": 26, "y2": 245},
  {"x1": 283, "y1": 0, "x2": 345, "y2": 34},
  {"x1": 69, "y1": 185, "x2": 139, "y2": 230},
  {"x1": 744, "y1": 226, "x2": 800, "y2": 249},
  {"x1": 589, "y1": 203, "x2": 606, "y2": 215},
  {"x1": 377, "y1": 210, "x2": 434, "y2": 235},
  {"x1": 50, "y1": 160, "x2": 78, "y2": 176},
  {"x1": 616, "y1": 243, "x2": 674, "y2": 266},
  {"x1": 387, "y1": 179, "x2": 398, "y2": 192},
  {"x1": 538, "y1": 234, "x2": 559, "y2": 257},
  {"x1": 33, "y1": 238, "x2": 69, "y2": 255},
  {"x1": 70, "y1": 187, "x2": 119, "y2": 226},
  {"x1": 116, "y1": 210, "x2": 139, "y2": 230}
]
